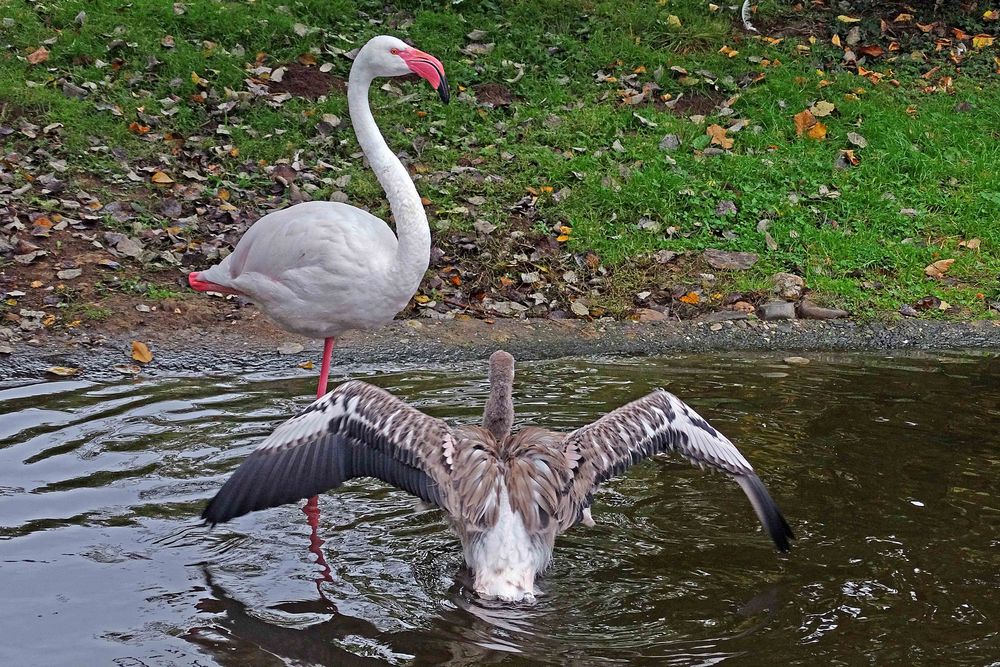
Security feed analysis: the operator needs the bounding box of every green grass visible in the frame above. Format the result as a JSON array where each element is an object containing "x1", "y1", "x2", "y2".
[{"x1": 2, "y1": 0, "x2": 998, "y2": 318}]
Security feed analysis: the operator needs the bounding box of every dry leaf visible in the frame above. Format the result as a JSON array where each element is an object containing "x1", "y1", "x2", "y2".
[
  {"x1": 985, "y1": 10, "x2": 999, "y2": 21},
  {"x1": 959, "y1": 238, "x2": 981, "y2": 251},
  {"x1": 894, "y1": 13, "x2": 913, "y2": 23},
  {"x1": 924, "y1": 258, "x2": 955, "y2": 278},
  {"x1": 131, "y1": 340, "x2": 153, "y2": 363},
  {"x1": 298, "y1": 52, "x2": 318, "y2": 66},
  {"x1": 679, "y1": 292, "x2": 700, "y2": 305},
  {"x1": 46, "y1": 366, "x2": 80, "y2": 377},
  {"x1": 837, "y1": 15, "x2": 861, "y2": 23},
  {"x1": 793, "y1": 109, "x2": 822, "y2": 137},
  {"x1": 807, "y1": 122, "x2": 827, "y2": 140},
  {"x1": 706, "y1": 124, "x2": 734, "y2": 149},
  {"x1": 27, "y1": 46, "x2": 49, "y2": 64},
  {"x1": 858, "y1": 45, "x2": 884, "y2": 57},
  {"x1": 810, "y1": 100, "x2": 835, "y2": 117},
  {"x1": 972, "y1": 34, "x2": 995, "y2": 49},
  {"x1": 832, "y1": 34, "x2": 842, "y2": 47},
  {"x1": 151, "y1": 171, "x2": 174, "y2": 184},
  {"x1": 719, "y1": 45, "x2": 739, "y2": 58},
  {"x1": 298, "y1": 360, "x2": 314, "y2": 369}
]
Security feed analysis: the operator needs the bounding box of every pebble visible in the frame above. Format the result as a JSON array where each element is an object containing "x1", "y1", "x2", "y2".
[
  {"x1": 758, "y1": 301, "x2": 796, "y2": 321},
  {"x1": 276, "y1": 342, "x2": 304, "y2": 355},
  {"x1": 783, "y1": 356, "x2": 810, "y2": 365}
]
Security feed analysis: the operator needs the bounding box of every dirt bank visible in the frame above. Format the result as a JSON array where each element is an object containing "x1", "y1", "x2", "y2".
[{"x1": 2, "y1": 316, "x2": 998, "y2": 385}]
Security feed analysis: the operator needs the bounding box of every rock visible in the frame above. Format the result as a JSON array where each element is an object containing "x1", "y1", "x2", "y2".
[
  {"x1": 758, "y1": 301, "x2": 796, "y2": 321},
  {"x1": 277, "y1": 342, "x2": 304, "y2": 355},
  {"x1": 570, "y1": 300, "x2": 590, "y2": 317},
  {"x1": 56, "y1": 268, "x2": 82, "y2": 280},
  {"x1": 704, "y1": 249, "x2": 758, "y2": 270},
  {"x1": 658, "y1": 134, "x2": 681, "y2": 151},
  {"x1": 732, "y1": 300, "x2": 755, "y2": 314},
  {"x1": 135, "y1": 304, "x2": 151, "y2": 313},
  {"x1": 710, "y1": 323, "x2": 723, "y2": 331},
  {"x1": 0, "y1": 344, "x2": 12, "y2": 355},
  {"x1": 899, "y1": 304, "x2": 919, "y2": 317},
  {"x1": 772, "y1": 272, "x2": 805, "y2": 300},
  {"x1": 783, "y1": 356, "x2": 810, "y2": 365},
  {"x1": 699, "y1": 310, "x2": 748, "y2": 323},
  {"x1": 797, "y1": 300, "x2": 849, "y2": 320},
  {"x1": 653, "y1": 249, "x2": 677, "y2": 264},
  {"x1": 635, "y1": 307, "x2": 668, "y2": 322}
]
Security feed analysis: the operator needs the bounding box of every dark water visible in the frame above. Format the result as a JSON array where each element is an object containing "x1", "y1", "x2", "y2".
[{"x1": 1, "y1": 352, "x2": 998, "y2": 666}]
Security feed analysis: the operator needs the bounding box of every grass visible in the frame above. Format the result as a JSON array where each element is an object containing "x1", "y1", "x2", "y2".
[{"x1": 1, "y1": 0, "x2": 998, "y2": 319}]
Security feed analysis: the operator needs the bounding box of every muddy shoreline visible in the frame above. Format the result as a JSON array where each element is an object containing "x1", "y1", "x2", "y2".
[{"x1": 2, "y1": 317, "x2": 999, "y2": 385}]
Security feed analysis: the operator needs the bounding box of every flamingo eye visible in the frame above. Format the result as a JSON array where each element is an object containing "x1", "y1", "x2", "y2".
[{"x1": 390, "y1": 48, "x2": 399, "y2": 55}]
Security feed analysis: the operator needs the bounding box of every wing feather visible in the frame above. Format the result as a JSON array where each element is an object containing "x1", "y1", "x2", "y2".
[
  {"x1": 202, "y1": 381, "x2": 455, "y2": 524},
  {"x1": 559, "y1": 390, "x2": 793, "y2": 551}
]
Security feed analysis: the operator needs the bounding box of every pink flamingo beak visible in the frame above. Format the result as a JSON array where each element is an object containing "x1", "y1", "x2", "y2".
[{"x1": 399, "y1": 48, "x2": 449, "y2": 103}]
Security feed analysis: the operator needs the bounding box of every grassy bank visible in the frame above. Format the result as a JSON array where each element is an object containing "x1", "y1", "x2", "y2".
[{"x1": 1, "y1": 0, "x2": 998, "y2": 334}]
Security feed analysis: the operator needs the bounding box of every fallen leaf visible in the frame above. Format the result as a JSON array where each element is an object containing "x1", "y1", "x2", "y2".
[
  {"x1": 706, "y1": 124, "x2": 734, "y2": 149},
  {"x1": 807, "y1": 122, "x2": 827, "y2": 140},
  {"x1": 666, "y1": 14, "x2": 682, "y2": 28},
  {"x1": 719, "y1": 45, "x2": 739, "y2": 58},
  {"x1": 837, "y1": 15, "x2": 861, "y2": 23},
  {"x1": 27, "y1": 46, "x2": 49, "y2": 64},
  {"x1": 46, "y1": 366, "x2": 80, "y2": 377},
  {"x1": 298, "y1": 360, "x2": 314, "y2": 370},
  {"x1": 128, "y1": 121, "x2": 151, "y2": 135},
  {"x1": 832, "y1": 34, "x2": 842, "y2": 47},
  {"x1": 847, "y1": 131, "x2": 868, "y2": 148},
  {"x1": 131, "y1": 340, "x2": 153, "y2": 363},
  {"x1": 570, "y1": 300, "x2": 590, "y2": 317},
  {"x1": 858, "y1": 45, "x2": 884, "y2": 58},
  {"x1": 151, "y1": 171, "x2": 174, "y2": 184},
  {"x1": 793, "y1": 109, "x2": 816, "y2": 135},
  {"x1": 810, "y1": 100, "x2": 835, "y2": 117},
  {"x1": 985, "y1": 10, "x2": 999, "y2": 21},
  {"x1": 298, "y1": 53, "x2": 317, "y2": 66},
  {"x1": 679, "y1": 292, "x2": 700, "y2": 305},
  {"x1": 894, "y1": 13, "x2": 913, "y2": 23},
  {"x1": 924, "y1": 258, "x2": 955, "y2": 278},
  {"x1": 959, "y1": 238, "x2": 981, "y2": 251},
  {"x1": 972, "y1": 34, "x2": 995, "y2": 49}
]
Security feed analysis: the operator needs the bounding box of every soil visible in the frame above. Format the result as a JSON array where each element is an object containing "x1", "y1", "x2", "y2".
[
  {"x1": 472, "y1": 83, "x2": 514, "y2": 107},
  {"x1": 268, "y1": 64, "x2": 346, "y2": 99},
  {"x1": 665, "y1": 90, "x2": 727, "y2": 117}
]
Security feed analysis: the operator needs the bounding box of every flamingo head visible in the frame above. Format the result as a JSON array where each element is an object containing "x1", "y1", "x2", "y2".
[{"x1": 360, "y1": 35, "x2": 450, "y2": 104}]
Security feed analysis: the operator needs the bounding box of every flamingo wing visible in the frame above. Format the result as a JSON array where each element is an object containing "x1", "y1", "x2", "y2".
[
  {"x1": 557, "y1": 390, "x2": 793, "y2": 551},
  {"x1": 202, "y1": 380, "x2": 457, "y2": 524}
]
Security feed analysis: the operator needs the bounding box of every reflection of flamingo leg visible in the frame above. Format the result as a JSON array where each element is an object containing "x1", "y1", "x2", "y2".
[{"x1": 303, "y1": 337, "x2": 335, "y2": 587}]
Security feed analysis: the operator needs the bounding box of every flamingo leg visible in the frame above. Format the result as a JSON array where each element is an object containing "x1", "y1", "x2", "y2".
[{"x1": 303, "y1": 336, "x2": 335, "y2": 581}]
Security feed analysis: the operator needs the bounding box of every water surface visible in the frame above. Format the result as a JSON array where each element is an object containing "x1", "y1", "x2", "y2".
[{"x1": 1, "y1": 352, "x2": 998, "y2": 665}]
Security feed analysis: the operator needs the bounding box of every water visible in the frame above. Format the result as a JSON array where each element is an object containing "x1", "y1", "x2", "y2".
[{"x1": 1, "y1": 352, "x2": 998, "y2": 665}]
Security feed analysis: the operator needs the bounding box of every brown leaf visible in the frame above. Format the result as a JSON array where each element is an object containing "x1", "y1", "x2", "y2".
[
  {"x1": 151, "y1": 171, "x2": 174, "y2": 184},
  {"x1": 793, "y1": 109, "x2": 816, "y2": 136},
  {"x1": 46, "y1": 366, "x2": 80, "y2": 377},
  {"x1": 679, "y1": 292, "x2": 700, "y2": 305},
  {"x1": 298, "y1": 52, "x2": 318, "y2": 66},
  {"x1": 806, "y1": 122, "x2": 828, "y2": 140},
  {"x1": 27, "y1": 46, "x2": 50, "y2": 64},
  {"x1": 858, "y1": 45, "x2": 884, "y2": 58},
  {"x1": 958, "y1": 238, "x2": 981, "y2": 251},
  {"x1": 706, "y1": 124, "x2": 734, "y2": 149},
  {"x1": 131, "y1": 340, "x2": 153, "y2": 364},
  {"x1": 924, "y1": 258, "x2": 955, "y2": 278}
]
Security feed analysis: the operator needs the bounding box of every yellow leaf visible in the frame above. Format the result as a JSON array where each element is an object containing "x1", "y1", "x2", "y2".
[
  {"x1": 131, "y1": 340, "x2": 153, "y2": 364},
  {"x1": 806, "y1": 122, "x2": 827, "y2": 140},
  {"x1": 706, "y1": 124, "x2": 734, "y2": 149},
  {"x1": 679, "y1": 292, "x2": 700, "y2": 305},
  {"x1": 719, "y1": 45, "x2": 739, "y2": 58},
  {"x1": 837, "y1": 15, "x2": 861, "y2": 23},
  {"x1": 666, "y1": 14, "x2": 682, "y2": 28},
  {"x1": 190, "y1": 71, "x2": 206, "y2": 86},
  {"x1": 985, "y1": 10, "x2": 999, "y2": 21},
  {"x1": 831, "y1": 34, "x2": 842, "y2": 47},
  {"x1": 151, "y1": 171, "x2": 174, "y2": 184},
  {"x1": 218, "y1": 188, "x2": 230, "y2": 201},
  {"x1": 414, "y1": 294, "x2": 431, "y2": 304},
  {"x1": 46, "y1": 366, "x2": 80, "y2": 377},
  {"x1": 556, "y1": 235, "x2": 571, "y2": 242},
  {"x1": 972, "y1": 34, "x2": 995, "y2": 49},
  {"x1": 298, "y1": 360, "x2": 314, "y2": 369},
  {"x1": 30, "y1": 280, "x2": 43, "y2": 288},
  {"x1": 894, "y1": 13, "x2": 913, "y2": 23},
  {"x1": 924, "y1": 258, "x2": 955, "y2": 278},
  {"x1": 540, "y1": 185, "x2": 554, "y2": 193},
  {"x1": 42, "y1": 314, "x2": 56, "y2": 327}
]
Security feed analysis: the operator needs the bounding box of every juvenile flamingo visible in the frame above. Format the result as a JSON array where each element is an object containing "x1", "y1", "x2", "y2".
[{"x1": 203, "y1": 351, "x2": 793, "y2": 603}]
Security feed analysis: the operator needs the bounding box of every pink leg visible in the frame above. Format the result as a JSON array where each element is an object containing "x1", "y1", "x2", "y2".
[{"x1": 303, "y1": 336, "x2": 335, "y2": 567}]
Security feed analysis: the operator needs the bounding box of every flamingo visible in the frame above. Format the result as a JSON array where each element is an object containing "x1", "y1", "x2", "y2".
[
  {"x1": 203, "y1": 351, "x2": 793, "y2": 603},
  {"x1": 188, "y1": 34, "x2": 450, "y2": 400}
]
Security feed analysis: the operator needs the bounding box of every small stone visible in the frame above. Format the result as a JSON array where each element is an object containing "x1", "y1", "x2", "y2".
[
  {"x1": 658, "y1": 134, "x2": 681, "y2": 151},
  {"x1": 758, "y1": 301, "x2": 796, "y2": 321},
  {"x1": 710, "y1": 323, "x2": 723, "y2": 331},
  {"x1": 635, "y1": 308, "x2": 668, "y2": 322},
  {"x1": 135, "y1": 304, "x2": 151, "y2": 313},
  {"x1": 277, "y1": 342, "x2": 304, "y2": 355},
  {"x1": 653, "y1": 249, "x2": 677, "y2": 264},
  {"x1": 900, "y1": 208, "x2": 918, "y2": 217},
  {"x1": 783, "y1": 356, "x2": 810, "y2": 365},
  {"x1": 0, "y1": 344, "x2": 12, "y2": 355},
  {"x1": 772, "y1": 272, "x2": 805, "y2": 300},
  {"x1": 704, "y1": 249, "x2": 757, "y2": 270},
  {"x1": 56, "y1": 268, "x2": 83, "y2": 280},
  {"x1": 797, "y1": 299, "x2": 849, "y2": 320},
  {"x1": 570, "y1": 300, "x2": 590, "y2": 317}
]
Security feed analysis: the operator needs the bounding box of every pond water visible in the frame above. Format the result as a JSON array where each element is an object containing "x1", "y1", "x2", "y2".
[{"x1": 0, "y1": 351, "x2": 997, "y2": 665}]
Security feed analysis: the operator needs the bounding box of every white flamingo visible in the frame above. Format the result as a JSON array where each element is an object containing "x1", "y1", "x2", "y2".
[
  {"x1": 203, "y1": 351, "x2": 793, "y2": 603},
  {"x1": 188, "y1": 35, "x2": 450, "y2": 401}
]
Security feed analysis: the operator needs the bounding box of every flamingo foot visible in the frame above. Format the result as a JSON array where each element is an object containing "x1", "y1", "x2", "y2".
[{"x1": 188, "y1": 271, "x2": 240, "y2": 295}]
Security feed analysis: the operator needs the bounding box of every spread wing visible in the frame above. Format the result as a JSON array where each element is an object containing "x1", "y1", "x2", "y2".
[
  {"x1": 202, "y1": 380, "x2": 457, "y2": 524},
  {"x1": 559, "y1": 390, "x2": 793, "y2": 551}
]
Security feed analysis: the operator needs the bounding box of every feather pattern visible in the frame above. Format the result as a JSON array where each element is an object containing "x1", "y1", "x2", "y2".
[{"x1": 202, "y1": 353, "x2": 793, "y2": 601}]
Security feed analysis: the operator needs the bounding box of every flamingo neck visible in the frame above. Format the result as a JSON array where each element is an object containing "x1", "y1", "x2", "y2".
[{"x1": 347, "y1": 62, "x2": 431, "y2": 295}]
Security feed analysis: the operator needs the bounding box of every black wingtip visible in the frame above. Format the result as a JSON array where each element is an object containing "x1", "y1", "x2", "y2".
[{"x1": 737, "y1": 474, "x2": 795, "y2": 553}]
